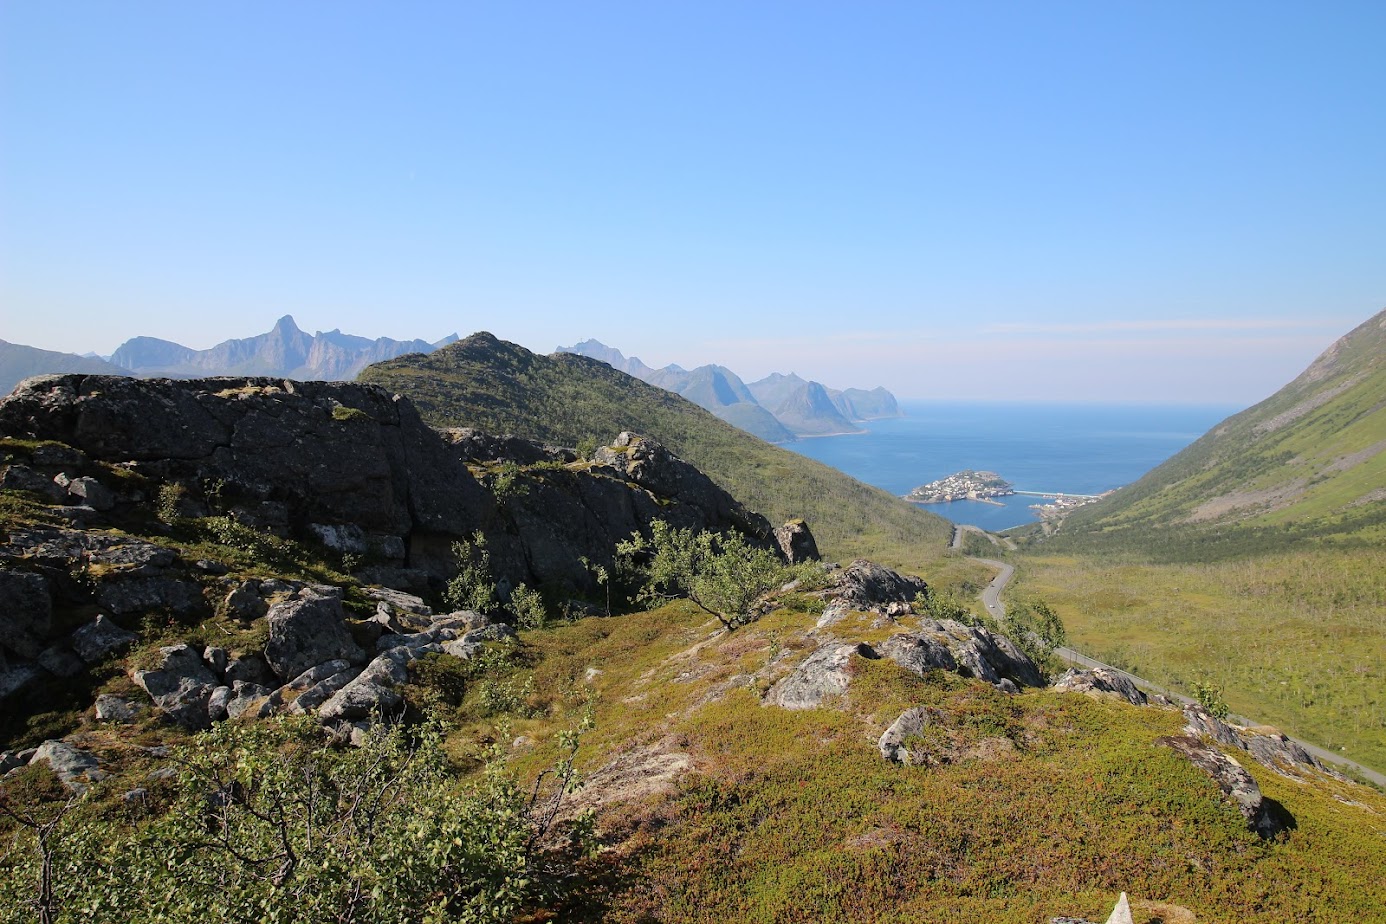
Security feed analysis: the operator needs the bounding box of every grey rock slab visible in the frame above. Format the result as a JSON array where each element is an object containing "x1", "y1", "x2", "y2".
[
  {"x1": 225, "y1": 681, "x2": 274, "y2": 719},
  {"x1": 66, "y1": 476, "x2": 115, "y2": 511},
  {"x1": 203, "y1": 646, "x2": 229, "y2": 676},
  {"x1": 132, "y1": 643, "x2": 220, "y2": 730},
  {"x1": 316, "y1": 648, "x2": 426, "y2": 721},
  {"x1": 286, "y1": 666, "x2": 362, "y2": 715},
  {"x1": 223, "y1": 654, "x2": 274, "y2": 686},
  {"x1": 94, "y1": 694, "x2": 141, "y2": 723},
  {"x1": 879, "y1": 706, "x2": 935, "y2": 764},
  {"x1": 207, "y1": 685, "x2": 233, "y2": 723},
  {"x1": 70, "y1": 614, "x2": 138, "y2": 663},
  {"x1": 264, "y1": 595, "x2": 365, "y2": 682},
  {"x1": 1158, "y1": 734, "x2": 1287, "y2": 838},
  {"x1": 773, "y1": 520, "x2": 820, "y2": 564},
  {"x1": 38, "y1": 644, "x2": 85, "y2": 678},
  {"x1": 879, "y1": 632, "x2": 958, "y2": 676},
  {"x1": 31, "y1": 740, "x2": 106, "y2": 793},
  {"x1": 1054, "y1": 668, "x2": 1147, "y2": 706},
  {"x1": 0, "y1": 661, "x2": 45, "y2": 701},
  {"x1": 763, "y1": 642, "x2": 878, "y2": 710}
]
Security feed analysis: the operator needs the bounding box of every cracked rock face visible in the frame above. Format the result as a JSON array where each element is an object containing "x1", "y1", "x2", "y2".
[
  {"x1": 264, "y1": 593, "x2": 367, "y2": 683},
  {"x1": 1053, "y1": 668, "x2": 1147, "y2": 706},
  {"x1": 1158, "y1": 734, "x2": 1290, "y2": 838},
  {"x1": 763, "y1": 642, "x2": 878, "y2": 710}
]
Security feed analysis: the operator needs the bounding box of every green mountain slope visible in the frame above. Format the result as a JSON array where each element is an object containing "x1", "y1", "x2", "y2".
[
  {"x1": 1058, "y1": 308, "x2": 1386, "y2": 556},
  {"x1": 359, "y1": 333, "x2": 951, "y2": 567}
]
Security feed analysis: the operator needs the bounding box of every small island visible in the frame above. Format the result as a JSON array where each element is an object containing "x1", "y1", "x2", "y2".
[{"x1": 905, "y1": 469, "x2": 1014, "y2": 506}]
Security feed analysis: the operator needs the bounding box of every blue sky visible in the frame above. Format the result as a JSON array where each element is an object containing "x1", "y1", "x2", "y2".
[{"x1": 2, "y1": 2, "x2": 1381, "y2": 402}]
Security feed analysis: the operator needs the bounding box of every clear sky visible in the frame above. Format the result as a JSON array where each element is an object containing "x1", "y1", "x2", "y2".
[{"x1": 2, "y1": 2, "x2": 1382, "y2": 403}]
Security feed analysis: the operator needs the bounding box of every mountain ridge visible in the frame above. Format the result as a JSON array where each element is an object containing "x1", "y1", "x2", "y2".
[{"x1": 556, "y1": 339, "x2": 901, "y2": 442}]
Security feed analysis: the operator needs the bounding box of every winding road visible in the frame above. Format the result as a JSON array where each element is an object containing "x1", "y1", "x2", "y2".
[{"x1": 959, "y1": 528, "x2": 1386, "y2": 788}]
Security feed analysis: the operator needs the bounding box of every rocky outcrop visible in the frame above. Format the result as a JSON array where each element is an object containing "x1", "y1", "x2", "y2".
[
  {"x1": 1053, "y1": 668, "x2": 1147, "y2": 706},
  {"x1": 0, "y1": 374, "x2": 493, "y2": 568},
  {"x1": 829, "y1": 559, "x2": 928, "y2": 613},
  {"x1": 773, "y1": 520, "x2": 820, "y2": 564},
  {"x1": 30, "y1": 740, "x2": 106, "y2": 793},
  {"x1": 881, "y1": 619, "x2": 1044, "y2": 690},
  {"x1": 1182, "y1": 703, "x2": 1335, "y2": 780},
  {"x1": 763, "y1": 642, "x2": 877, "y2": 710},
  {"x1": 1158, "y1": 734, "x2": 1290, "y2": 838},
  {"x1": 263, "y1": 592, "x2": 366, "y2": 683},
  {"x1": 132, "y1": 644, "x2": 221, "y2": 730},
  {"x1": 878, "y1": 707, "x2": 935, "y2": 764},
  {"x1": 0, "y1": 569, "x2": 52, "y2": 658}
]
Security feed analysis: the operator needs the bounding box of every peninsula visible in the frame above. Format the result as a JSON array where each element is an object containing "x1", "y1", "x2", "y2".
[{"x1": 905, "y1": 469, "x2": 1014, "y2": 505}]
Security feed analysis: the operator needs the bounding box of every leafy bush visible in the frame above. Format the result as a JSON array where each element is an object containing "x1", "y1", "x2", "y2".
[
  {"x1": 620, "y1": 521, "x2": 789, "y2": 631},
  {"x1": 444, "y1": 532, "x2": 498, "y2": 614},
  {"x1": 0, "y1": 716, "x2": 589, "y2": 924},
  {"x1": 509, "y1": 582, "x2": 548, "y2": 630}
]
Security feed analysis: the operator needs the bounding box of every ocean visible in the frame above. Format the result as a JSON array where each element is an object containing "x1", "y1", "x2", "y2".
[{"x1": 783, "y1": 401, "x2": 1240, "y2": 530}]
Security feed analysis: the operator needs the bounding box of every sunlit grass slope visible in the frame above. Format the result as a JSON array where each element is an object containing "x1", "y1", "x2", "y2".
[
  {"x1": 475, "y1": 602, "x2": 1386, "y2": 922},
  {"x1": 359, "y1": 332, "x2": 952, "y2": 570},
  {"x1": 1017, "y1": 547, "x2": 1386, "y2": 773},
  {"x1": 1055, "y1": 308, "x2": 1386, "y2": 558}
]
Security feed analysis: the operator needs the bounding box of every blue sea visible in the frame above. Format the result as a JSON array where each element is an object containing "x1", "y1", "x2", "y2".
[{"x1": 783, "y1": 401, "x2": 1240, "y2": 530}]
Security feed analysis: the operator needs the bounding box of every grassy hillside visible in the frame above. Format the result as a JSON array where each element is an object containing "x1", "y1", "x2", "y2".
[
  {"x1": 1012, "y1": 308, "x2": 1386, "y2": 772},
  {"x1": 1053, "y1": 308, "x2": 1386, "y2": 559},
  {"x1": 503, "y1": 602, "x2": 1386, "y2": 921},
  {"x1": 359, "y1": 333, "x2": 953, "y2": 570}
]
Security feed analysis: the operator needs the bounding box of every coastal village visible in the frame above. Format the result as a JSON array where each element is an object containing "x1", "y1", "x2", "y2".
[
  {"x1": 905, "y1": 469, "x2": 1015, "y2": 505},
  {"x1": 905, "y1": 469, "x2": 1112, "y2": 527}
]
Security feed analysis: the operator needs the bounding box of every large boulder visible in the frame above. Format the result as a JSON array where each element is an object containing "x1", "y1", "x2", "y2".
[
  {"x1": 132, "y1": 644, "x2": 221, "y2": 730},
  {"x1": 763, "y1": 642, "x2": 877, "y2": 710},
  {"x1": 882, "y1": 619, "x2": 1044, "y2": 689},
  {"x1": 1182, "y1": 704, "x2": 1332, "y2": 779},
  {"x1": 879, "y1": 707, "x2": 936, "y2": 765},
  {"x1": 30, "y1": 740, "x2": 106, "y2": 793},
  {"x1": 1158, "y1": 734, "x2": 1289, "y2": 838},
  {"x1": 263, "y1": 594, "x2": 366, "y2": 682},
  {"x1": 317, "y1": 648, "x2": 423, "y2": 722},
  {"x1": 1053, "y1": 668, "x2": 1147, "y2": 706},
  {"x1": 0, "y1": 569, "x2": 52, "y2": 658},
  {"x1": 831, "y1": 560, "x2": 928, "y2": 612},
  {"x1": 70, "y1": 615, "x2": 138, "y2": 663},
  {"x1": 773, "y1": 520, "x2": 820, "y2": 564}
]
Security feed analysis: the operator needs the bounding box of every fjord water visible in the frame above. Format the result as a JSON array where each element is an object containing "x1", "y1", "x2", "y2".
[{"x1": 784, "y1": 401, "x2": 1239, "y2": 530}]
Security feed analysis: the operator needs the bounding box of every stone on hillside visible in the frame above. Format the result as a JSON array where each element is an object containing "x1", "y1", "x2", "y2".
[
  {"x1": 287, "y1": 665, "x2": 362, "y2": 715},
  {"x1": 0, "y1": 569, "x2": 52, "y2": 658},
  {"x1": 38, "y1": 644, "x2": 85, "y2": 678},
  {"x1": 98, "y1": 577, "x2": 206, "y2": 618},
  {"x1": 132, "y1": 644, "x2": 220, "y2": 730},
  {"x1": 879, "y1": 632, "x2": 958, "y2": 676},
  {"x1": 225, "y1": 681, "x2": 275, "y2": 719},
  {"x1": 1158, "y1": 734, "x2": 1288, "y2": 838},
  {"x1": 364, "y1": 586, "x2": 432, "y2": 616},
  {"x1": 763, "y1": 642, "x2": 878, "y2": 710},
  {"x1": 264, "y1": 594, "x2": 365, "y2": 682},
  {"x1": 70, "y1": 615, "x2": 138, "y2": 663},
  {"x1": 773, "y1": 520, "x2": 820, "y2": 564},
  {"x1": 833, "y1": 560, "x2": 928, "y2": 611},
  {"x1": 879, "y1": 707, "x2": 936, "y2": 764},
  {"x1": 31, "y1": 740, "x2": 106, "y2": 793},
  {"x1": 1182, "y1": 703, "x2": 1330, "y2": 779},
  {"x1": 207, "y1": 685, "x2": 233, "y2": 722},
  {"x1": 815, "y1": 600, "x2": 850, "y2": 629},
  {"x1": 222, "y1": 580, "x2": 268, "y2": 621},
  {"x1": 0, "y1": 463, "x2": 67, "y2": 502},
  {"x1": 1106, "y1": 892, "x2": 1134, "y2": 924},
  {"x1": 1053, "y1": 668, "x2": 1147, "y2": 706},
  {"x1": 224, "y1": 654, "x2": 274, "y2": 686},
  {"x1": 94, "y1": 694, "x2": 141, "y2": 724},
  {"x1": 203, "y1": 646, "x2": 229, "y2": 676},
  {"x1": 65, "y1": 476, "x2": 115, "y2": 511},
  {"x1": 0, "y1": 662, "x2": 45, "y2": 701},
  {"x1": 317, "y1": 648, "x2": 425, "y2": 722}
]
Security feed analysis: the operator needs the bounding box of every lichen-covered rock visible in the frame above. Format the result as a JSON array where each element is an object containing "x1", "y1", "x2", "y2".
[
  {"x1": 94, "y1": 694, "x2": 141, "y2": 724},
  {"x1": 879, "y1": 706, "x2": 936, "y2": 764},
  {"x1": 1053, "y1": 668, "x2": 1147, "y2": 706},
  {"x1": 132, "y1": 644, "x2": 220, "y2": 730},
  {"x1": 30, "y1": 740, "x2": 106, "y2": 793},
  {"x1": 1182, "y1": 703, "x2": 1333, "y2": 780},
  {"x1": 763, "y1": 642, "x2": 877, "y2": 710},
  {"x1": 263, "y1": 594, "x2": 366, "y2": 682},
  {"x1": 884, "y1": 619, "x2": 1044, "y2": 689},
  {"x1": 317, "y1": 648, "x2": 427, "y2": 721},
  {"x1": 831, "y1": 560, "x2": 928, "y2": 611},
  {"x1": 773, "y1": 520, "x2": 820, "y2": 564},
  {"x1": 70, "y1": 615, "x2": 138, "y2": 663},
  {"x1": 1158, "y1": 734, "x2": 1288, "y2": 837}
]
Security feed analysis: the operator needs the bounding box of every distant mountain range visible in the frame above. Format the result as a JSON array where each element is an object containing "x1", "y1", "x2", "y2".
[
  {"x1": 556, "y1": 339, "x2": 901, "y2": 442},
  {"x1": 0, "y1": 316, "x2": 458, "y2": 395}
]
